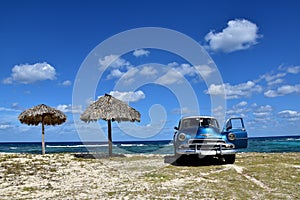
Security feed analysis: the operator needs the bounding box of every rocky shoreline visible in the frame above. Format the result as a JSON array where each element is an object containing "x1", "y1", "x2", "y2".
[{"x1": 0, "y1": 152, "x2": 299, "y2": 199}]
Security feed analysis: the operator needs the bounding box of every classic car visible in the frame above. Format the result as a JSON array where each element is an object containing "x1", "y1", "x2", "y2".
[{"x1": 173, "y1": 116, "x2": 248, "y2": 164}]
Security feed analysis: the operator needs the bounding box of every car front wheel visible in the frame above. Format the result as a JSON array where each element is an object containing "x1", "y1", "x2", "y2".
[{"x1": 224, "y1": 154, "x2": 236, "y2": 164}]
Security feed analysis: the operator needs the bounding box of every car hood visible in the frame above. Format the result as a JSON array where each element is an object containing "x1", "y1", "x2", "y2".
[{"x1": 180, "y1": 127, "x2": 222, "y2": 139}]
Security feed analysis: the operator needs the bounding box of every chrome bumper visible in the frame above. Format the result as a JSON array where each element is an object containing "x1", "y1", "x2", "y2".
[{"x1": 176, "y1": 143, "x2": 237, "y2": 155}]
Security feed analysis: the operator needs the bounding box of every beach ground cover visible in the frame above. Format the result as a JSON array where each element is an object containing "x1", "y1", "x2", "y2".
[{"x1": 0, "y1": 152, "x2": 299, "y2": 199}]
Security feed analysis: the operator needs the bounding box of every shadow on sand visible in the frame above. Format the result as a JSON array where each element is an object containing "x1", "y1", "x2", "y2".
[
  {"x1": 73, "y1": 153, "x2": 226, "y2": 166},
  {"x1": 73, "y1": 153, "x2": 126, "y2": 159},
  {"x1": 164, "y1": 155, "x2": 225, "y2": 166}
]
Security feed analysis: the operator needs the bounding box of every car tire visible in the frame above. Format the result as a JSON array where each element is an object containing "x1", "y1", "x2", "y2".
[{"x1": 224, "y1": 154, "x2": 236, "y2": 164}]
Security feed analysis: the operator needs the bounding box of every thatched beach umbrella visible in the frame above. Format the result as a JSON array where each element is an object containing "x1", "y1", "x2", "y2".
[
  {"x1": 18, "y1": 104, "x2": 67, "y2": 155},
  {"x1": 80, "y1": 94, "x2": 141, "y2": 156}
]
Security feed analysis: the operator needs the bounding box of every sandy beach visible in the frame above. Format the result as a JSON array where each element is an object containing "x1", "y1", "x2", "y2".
[{"x1": 0, "y1": 152, "x2": 299, "y2": 199}]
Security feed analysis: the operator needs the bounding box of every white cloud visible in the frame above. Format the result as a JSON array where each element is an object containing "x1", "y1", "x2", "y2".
[
  {"x1": 226, "y1": 101, "x2": 249, "y2": 116},
  {"x1": 139, "y1": 66, "x2": 158, "y2": 76},
  {"x1": 267, "y1": 78, "x2": 284, "y2": 86},
  {"x1": 155, "y1": 70, "x2": 184, "y2": 85},
  {"x1": 261, "y1": 72, "x2": 286, "y2": 82},
  {"x1": 253, "y1": 112, "x2": 270, "y2": 118},
  {"x1": 98, "y1": 55, "x2": 133, "y2": 80},
  {"x1": 264, "y1": 90, "x2": 277, "y2": 98},
  {"x1": 3, "y1": 62, "x2": 56, "y2": 84},
  {"x1": 278, "y1": 110, "x2": 300, "y2": 118},
  {"x1": 206, "y1": 81, "x2": 262, "y2": 99},
  {"x1": 0, "y1": 107, "x2": 17, "y2": 112},
  {"x1": 253, "y1": 105, "x2": 273, "y2": 118},
  {"x1": 107, "y1": 69, "x2": 125, "y2": 79},
  {"x1": 119, "y1": 68, "x2": 140, "y2": 85},
  {"x1": 264, "y1": 84, "x2": 300, "y2": 97},
  {"x1": 171, "y1": 63, "x2": 194, "y2": 76},
  {"x1": 287, "y1": 66, "x2": 300, "y2": 74},
  {"x1": 236, "y1": 101, "x2": 248, "y2": 107},
  {"x1": 204, "y1": 19, "x2": 261, "y2": 53},
  {"x1": 0, "y1": 124, "x2": 14, "y2": 129},
  {"x1": 109, "y1": 90, "x2": 145, "y2": 102},
  {"x1": 154, "y1": 63, "x2": 215, "y2": 85},
  {"x1": 56, "y1": 104, "x2": 82, "y2": 114},
  {"x1": 166, "y1": 63, "x2": 214, "y2": 79},
  {"x1": 98, "y1": 54, "x2": 130, "y2": 70},
  {"x1": 227, "y1": 108, "x2": 246, "y2": 115},
  {"x1": 133, "y1": 49, "x2": 150, "y2": 57},
  {"x1": 255, "y1": 105, "x2": 273, "y2": 112},
  {"x1": 62, "y1": 80, "x2": 72, "y2": 86},
  {"x1": 102, "y1": 56, "x2": 215, "y2": 86},
  {"x1": 194, "y1": 65, "x2": 215, "y2": 79},
  {"x1": 278, "y1": 110, "x2": 300, "y2": 122},
  {"x1": 172, "y1": 107, "x2": 196, "y2": 115}
]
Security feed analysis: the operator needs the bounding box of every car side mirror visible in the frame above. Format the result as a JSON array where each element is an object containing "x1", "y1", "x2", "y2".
[{"x1": 174, "y1": 126, "x2": 179, "y2": 130}]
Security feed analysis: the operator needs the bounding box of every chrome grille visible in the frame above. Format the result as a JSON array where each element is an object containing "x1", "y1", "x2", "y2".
[
  {"x1": 188, "y1": 139, "x2": 226, "y2": 144},
  {"x1": 187, "y1": 139, "x2": 228, "y2": 150}
]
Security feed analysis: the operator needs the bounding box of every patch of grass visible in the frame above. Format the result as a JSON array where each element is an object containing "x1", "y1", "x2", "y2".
[
  {"x1": 107, "y1": 191, "x2": 117, "y2": 196},
  {"x1": 22, "y1": 186, "x2": 38, "y2": 192},
  {"x1": 49, "y1": 168, "x2": 57, "y2": 172},
  {"x1": 3, "y1": 161, "x2": 23, "y2": 175},
  {"x1": 0, "y1": 154, "x2": 19, "y2": 162}
]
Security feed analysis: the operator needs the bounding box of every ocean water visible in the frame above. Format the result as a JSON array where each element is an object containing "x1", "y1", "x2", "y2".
[{"x1": 0, "y1": 136, "x2": 299, "y2": 154}]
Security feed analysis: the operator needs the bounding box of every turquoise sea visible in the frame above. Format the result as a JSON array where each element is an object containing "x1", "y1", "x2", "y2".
[{"x1": 0, "y1": 136, "x2": 299, "y2": 154}]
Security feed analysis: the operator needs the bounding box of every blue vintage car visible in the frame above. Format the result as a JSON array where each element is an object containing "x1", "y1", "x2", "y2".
[{"x1": 173, "y1": 116, "x2": 248, "y2": 164}]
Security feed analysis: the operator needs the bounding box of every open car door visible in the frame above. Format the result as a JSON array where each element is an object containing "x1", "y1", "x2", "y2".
[{"x1": 223, "y1": 118, "x2": 248, "y2": 149}]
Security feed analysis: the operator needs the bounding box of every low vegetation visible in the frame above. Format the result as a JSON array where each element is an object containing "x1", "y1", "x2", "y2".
[{"x1": 0, "y1": 152, "x2": 299, "y2": 199}]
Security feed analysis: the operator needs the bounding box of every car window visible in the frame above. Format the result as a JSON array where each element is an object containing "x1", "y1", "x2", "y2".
[
  {"x1": 200, "y1": 118, "x2": 219, "y2": 128},
  {"x1": 179, "y1": 118, "x2": 219, "y2": 129},
  {"x1": 180, "y1": 118, "x2": 200, "y2": 129}
]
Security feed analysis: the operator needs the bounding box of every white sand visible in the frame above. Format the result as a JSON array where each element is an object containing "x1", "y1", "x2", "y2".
[{"x1": 0, "y1": 153, "x2": 299, "y2": 199}]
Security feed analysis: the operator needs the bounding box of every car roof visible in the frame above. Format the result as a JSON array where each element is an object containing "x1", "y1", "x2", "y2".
[{"x1": 181, "y1": 116, "x2": 216, "y2": 120}]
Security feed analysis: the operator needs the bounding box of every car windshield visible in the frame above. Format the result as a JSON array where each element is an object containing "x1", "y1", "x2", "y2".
[{"x1": 179, "y1": 118, "x2": 219, "y2": 129}]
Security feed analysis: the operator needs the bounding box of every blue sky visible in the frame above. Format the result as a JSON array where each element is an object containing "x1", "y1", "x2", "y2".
[{"x1": 1, "y1": 0, "x2": 300, "y2": 142}]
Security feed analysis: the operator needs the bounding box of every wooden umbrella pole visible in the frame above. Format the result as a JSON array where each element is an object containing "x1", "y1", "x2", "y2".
[
  {"x1": 108, "y1": 119, "x2": 112, "y2": 157},
  {"x1": 42, "y1": 120, "x2": 45, "y2": 155}
]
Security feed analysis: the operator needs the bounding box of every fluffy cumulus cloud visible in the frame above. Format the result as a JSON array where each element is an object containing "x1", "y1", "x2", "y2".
[
  {"x1": 260, "y1": 65, "x2": 300, "y2": 86},
  {"x1": 226, "y1": 101, "x2": 249, "y2": 117},
  {"x1": 206, "y1": 81, "x2": 262, "y2": 99},
  {"x1": 264, "y1": 84, "x2": 300, "y2": 97},
  {"x1": 56, "y1": 104, "x2": 82, "y2": 114},
  {"x1": 107, "y1": 69, "x2": 125, "y2": 79},
  {"x1": 61, "y1": 80, "x2": 72, "y2": 86},
  {"x1": 194, "y1": 65, "x2": 216, "y2": 79},
  {"x1": 3, "y1": 62, "x2": 56, "y2": 84},
  {"x1": 172, "y1": 107, "x2": 196, "y2": 115},
  {"x1": 133, "y1": 49, "x2": 150, "y2": 57},
  {"x1": 287, "y1": 66, "x2": 300, "y2": 74},
  {"x1": 155, "y1": 63, "x2": 215, "y2": 85},
  {"x1": 278, "y1": 110, "x2": 300, "y2": 120},
  {"x1": 155, "y1": 70, "x2": 184, "y2": 85},
  {"x1": 253, "y1": 105, "x2": 273, "y2": 118},
  {"x1": 139, "y1": 66, "x2": 158, "y2": 76},
  {"x1": 204, "y1": 19, "x2": 262, "y2": 53},
  {"x1": 0, "y1": 123, "x2": 15, "y2": 130},
  {"x1": 260, "y1": 72, "x2": 286, "y2": 83},
  {"x1": 280, "y1": 65, "x2": 300, "y2": 74},
  {"x1": 236, "y1": 101, "x2": 248, "y2": 107},
  {"x1": 109, "y1": 90, "x2": 145, "y2": 102},
  {"x1": 98, "y1": 54, "x2": 130, "y2": 71},
  {"x1": 278, "y1": 110, "x2": 300, "y2": 122}
]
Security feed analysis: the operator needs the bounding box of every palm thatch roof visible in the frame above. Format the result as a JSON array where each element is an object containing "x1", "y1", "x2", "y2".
[
  {"x1": 18, "y1": 104, "x2": 67, "y2": 126},
  {"x1": 80, "y1": 94, "x2": 141, "y2": 123}
]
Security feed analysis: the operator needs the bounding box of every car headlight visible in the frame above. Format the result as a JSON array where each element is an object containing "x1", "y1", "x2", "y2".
[
  {"x1": 228, "y1": 132, "x2": 236, "y2": 141},
  {"x1": 178, "y1": 133, "x2": 186, "y2": 141}
]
